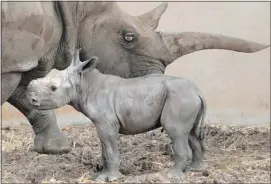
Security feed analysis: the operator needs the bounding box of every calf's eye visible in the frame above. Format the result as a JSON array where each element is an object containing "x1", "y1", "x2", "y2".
[
  {"x1": 50, "y1": 85, "x2": 57, "y2": 92},
  {"x1": 124, "y1": 33, "x2": 135, "y2": 42}
]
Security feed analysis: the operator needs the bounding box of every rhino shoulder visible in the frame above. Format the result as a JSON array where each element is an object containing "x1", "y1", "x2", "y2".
[{"x1": 2, "y1": 2, "x2": 56, "y2": 73}]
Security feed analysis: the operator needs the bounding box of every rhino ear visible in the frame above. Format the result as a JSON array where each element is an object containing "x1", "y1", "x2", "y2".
[
  {"x1": 138, "y1": 3, "x2": 168, "y2": 30},
  {"x1": 75, "y1": 56, "x2": 100, "y2": 74}
]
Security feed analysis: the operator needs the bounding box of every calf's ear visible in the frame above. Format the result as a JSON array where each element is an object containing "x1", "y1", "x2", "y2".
[{"x1": 74, "y1": 56, "x2": 100, "y2": 74}]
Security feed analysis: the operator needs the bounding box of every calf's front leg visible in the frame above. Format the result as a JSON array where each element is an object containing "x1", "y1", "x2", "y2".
[{"x1": 94, "y1": 122, "x2": 123, "y2": 182}]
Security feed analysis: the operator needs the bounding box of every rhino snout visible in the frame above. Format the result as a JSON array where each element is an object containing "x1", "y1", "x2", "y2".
[{"x1": 28, "y1": 95, "x2": 41, "y2": 107}]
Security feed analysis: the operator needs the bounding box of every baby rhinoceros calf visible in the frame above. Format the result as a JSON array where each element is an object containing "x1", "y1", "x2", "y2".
[{"x1": 26, "y1": 49, "x2": 207, "y2": 182}]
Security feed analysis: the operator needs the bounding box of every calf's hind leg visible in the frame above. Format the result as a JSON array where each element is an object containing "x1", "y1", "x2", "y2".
[
  {"x1": 166, "y1": 132, "x2": 191, "y2": 179},
  {"x1": 188, "y1": 133, "x2": 207, "y2": 171},
  {"x1": 160, "y1": 93, "x2": 201, "y2": 179},
  {"x1": 163, "y1": 132, "x2": 207, "y2": 172},
  {"x1": 161, "y1": 117, "x2": 194, "y2": 179}
]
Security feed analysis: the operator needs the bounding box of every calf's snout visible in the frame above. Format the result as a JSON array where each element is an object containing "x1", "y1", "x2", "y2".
[
  {"x1": 26, "y1": 80, "x2": 41, "y2": 107},
  {"x1": 28, "y1": 96, "x2": 41, "y2": 107}
]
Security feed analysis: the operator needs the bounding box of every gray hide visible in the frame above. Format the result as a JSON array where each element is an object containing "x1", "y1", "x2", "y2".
[
  {"x1": 1, "y1": 1, "x2": 269, "y2": 154},
  {"x1": 26, "y1": 50, "x2": 207, "y2": 181}
]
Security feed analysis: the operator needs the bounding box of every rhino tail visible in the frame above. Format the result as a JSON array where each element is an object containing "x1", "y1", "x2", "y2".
[{"x1": 191, "y1": 93, "x2": 207, "y2": 153}]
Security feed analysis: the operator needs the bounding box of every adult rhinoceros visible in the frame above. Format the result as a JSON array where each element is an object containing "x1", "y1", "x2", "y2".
[{"x1": 1, "y1": 1, "x2": 269, "y2": 154}]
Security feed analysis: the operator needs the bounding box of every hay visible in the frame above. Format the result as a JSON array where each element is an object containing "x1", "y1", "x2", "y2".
[{"x1": 2, "y1": 123, "x2": 270, "y2": 183}]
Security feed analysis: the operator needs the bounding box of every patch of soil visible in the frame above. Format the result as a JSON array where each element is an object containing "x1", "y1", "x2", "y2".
[{"x1": 2, "y1": 123, "x2": 270, "y2": 183}]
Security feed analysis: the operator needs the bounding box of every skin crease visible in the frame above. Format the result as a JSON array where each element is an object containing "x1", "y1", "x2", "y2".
[
  {"x1": 26, "y1": 50, "x2": 207, "y2": 181},
  {"x1": 2, "y1": 1, "x2": 269, "y2": 154}
]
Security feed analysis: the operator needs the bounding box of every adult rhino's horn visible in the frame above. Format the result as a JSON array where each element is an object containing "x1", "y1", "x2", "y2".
[
  {"x1": 138, "y1": 3, "x2": 168, "y2": 30},
  {"x1": 161, "y1": 32, "x2": 270, "y2": 61}
]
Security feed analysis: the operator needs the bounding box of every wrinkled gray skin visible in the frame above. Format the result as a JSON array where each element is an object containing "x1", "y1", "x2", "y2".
[
  {"x1": 2, "y1": 1, "x2": 269, "y2": 154},
  {"x1": 26, "y1": 50, "x2": 207, "y2": 181}
]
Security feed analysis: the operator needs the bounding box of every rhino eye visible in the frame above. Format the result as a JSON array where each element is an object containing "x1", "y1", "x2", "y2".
[
  {"x1": 124, "y1": 33, "x2": 135, "y2": 42},
  {"x1": 50, "y1": 85, "x2": 57, "y2": 92}
]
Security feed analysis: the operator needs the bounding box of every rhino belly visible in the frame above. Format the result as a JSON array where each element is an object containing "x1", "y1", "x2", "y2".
[{"x1": 115, "y1": 86, "x2": 167, "y2": 135}]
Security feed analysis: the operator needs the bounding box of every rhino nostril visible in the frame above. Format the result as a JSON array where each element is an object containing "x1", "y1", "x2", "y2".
[{"x1": 31, "y1": 97, "x2": 40, "y2": 106}]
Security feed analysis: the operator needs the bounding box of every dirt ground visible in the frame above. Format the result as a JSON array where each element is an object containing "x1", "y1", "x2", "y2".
[{"x1": 2, "y1": 123, "x2": 270, "y2": 183}]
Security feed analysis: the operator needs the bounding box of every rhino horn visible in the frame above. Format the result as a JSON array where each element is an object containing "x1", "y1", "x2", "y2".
[
  {"x1": 138, "y1": 2, "x2": 168, "y2": 30},
  {"x1": 67, "y1": 48, "x2": 80, "y2": 68},
  {"x1": 73, "y1": 48, "x2": 81, "y2": 64},
  {"x1": 161, "y1": 32, "x2": 270, "y2": 61}
]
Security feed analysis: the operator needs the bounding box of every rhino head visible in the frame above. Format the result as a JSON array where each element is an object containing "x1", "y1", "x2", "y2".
[
  {"x1": 71, "y1": 2, "x2": 269, "y2": 78},
  {"x1": 27, "y1": 49, "x2": 100, "y2": 110}
]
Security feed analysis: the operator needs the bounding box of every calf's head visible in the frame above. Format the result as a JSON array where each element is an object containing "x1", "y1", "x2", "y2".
[
  {"x1": 77, "y1": 2, "x2": 269, "y2": 78},
  {"x1": 26, "y1": 50, "x2": 99, "y2": 110}
]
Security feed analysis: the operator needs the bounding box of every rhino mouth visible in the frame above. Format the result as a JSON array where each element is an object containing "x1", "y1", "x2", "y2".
[{"x1": 127, "y1": 58, "x2": 166, "y2": 78}]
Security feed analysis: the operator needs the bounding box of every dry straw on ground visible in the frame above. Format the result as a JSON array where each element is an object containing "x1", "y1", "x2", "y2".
[{"x1": 2, "y1": 123, "x2": 270, "y2": 183}]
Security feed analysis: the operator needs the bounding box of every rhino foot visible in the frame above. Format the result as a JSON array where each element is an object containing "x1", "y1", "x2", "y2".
[
  {"x1": 166, "y1": 168, "x2": 184, "y2": 181},
  {"x1": 33, "y1": 127, "x2": 71, "y2": 154},
  {"x1": 93, "y1": 171, "x2": 123, "y2": 182},
  {"x1": 188, "y1": 161, "x2": 208, "y2": 172}
]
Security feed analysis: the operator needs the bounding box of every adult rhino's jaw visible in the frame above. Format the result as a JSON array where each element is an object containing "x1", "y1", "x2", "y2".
[
  {"x1": 127, "y1": 58, "x2": 167, "y2": 78},
  {"x1": 161, "y1": 32, "x2": 270, "y2": 61}
]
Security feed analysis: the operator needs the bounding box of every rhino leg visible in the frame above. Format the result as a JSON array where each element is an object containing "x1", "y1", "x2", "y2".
[
  {"x1": 93, "y1": 123, "x2": 123, "y2": 182},
  {"x1": 1, "y1": 73, "x2": 22, "y2": 104},
  {"x1": 165, "y1": 133, "x2": 191, "y2": 180},
  {"x1": 161, "y1": 97, "x2": 198, "y2": 180},
  {"x1": 187, "y1": 133, "x2": 207, "y2": 172},
  {"x1": 8, "y1": 86, "x2": 71, "y2": 154}
]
